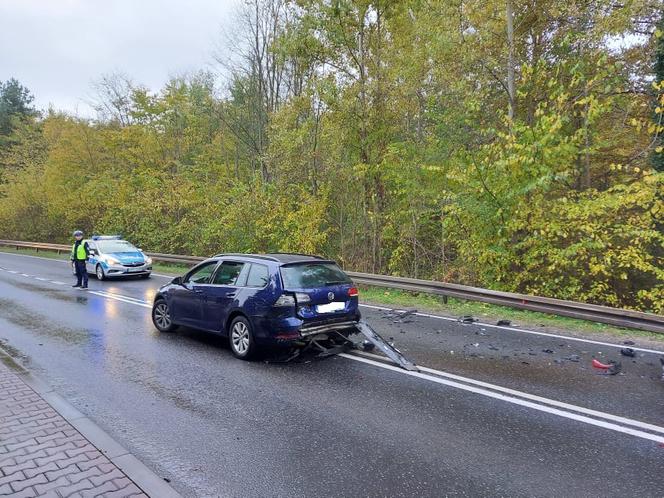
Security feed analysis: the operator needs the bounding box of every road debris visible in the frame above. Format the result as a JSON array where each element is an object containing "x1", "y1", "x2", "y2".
[
  {"x1": 623, "y1": 340, "x2": 635, "y2": 345},
  {"x1": 592, "y1": 359, "x2": 611, "y2": 369},
  {"x1": 459, "y1": 315, "x2": 477, "y2": 324},
  {"x1": 564, "y1": 354, "x2": 581, "y2": 362},
  {"x1": 660, "y1": 358, "x2": 664, "y2": 381},
  {"x1": 385, "y1": 309, "x2": 418, "y2": 323},
  {"x1": 362, "y1": 340, "x2": 375, "y2": 352},
  {"x1": 496, "y1": 319, "x2": 511, "y2": 326},
  {"x1": 355, "y1": 321, "x2": 419, "y2": 371},
  {"x1": 620, "y1": 348, "x2": 635, "y2": 357},
  {"x1": 592, "y1": 359, "x2": 622, "y2": 375},
  {"x1": 542, "y1": 349, "x2": 554, "y2": 354}
]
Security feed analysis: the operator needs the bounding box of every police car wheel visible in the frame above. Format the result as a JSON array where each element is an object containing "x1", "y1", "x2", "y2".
[
  {"x1": 95, "y1": 264, "x2": 106, "y2": 281},
  {"x1": 152, "y1": 299, "x2": 177, "y2": 332}
]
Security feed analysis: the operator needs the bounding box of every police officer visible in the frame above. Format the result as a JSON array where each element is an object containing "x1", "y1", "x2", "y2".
[{"x1": 70, "y1": 230, "x2": 90, "y2": 288}]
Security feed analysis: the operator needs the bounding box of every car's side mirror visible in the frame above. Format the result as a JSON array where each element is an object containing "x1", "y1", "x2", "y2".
[{"x1": 172, "y1": 276, "x2": 183, "y2": 285}]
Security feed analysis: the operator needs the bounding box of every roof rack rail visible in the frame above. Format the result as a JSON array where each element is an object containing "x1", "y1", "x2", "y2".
[
  {"x1": 212, "y1": 253, "x2": 280, "y2": 262},
  {"x1": 266, "y1": 252, "x2": 325, "y2": 259}
]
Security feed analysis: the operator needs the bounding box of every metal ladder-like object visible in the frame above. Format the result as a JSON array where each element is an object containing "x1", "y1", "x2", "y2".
[{"x1": 355, "y1": 321, "x2": 419, "y2": 372}]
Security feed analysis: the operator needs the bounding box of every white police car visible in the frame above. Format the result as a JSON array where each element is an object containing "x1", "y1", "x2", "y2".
[{"x1": 84, "y1": 235, "x2": 153, "y2": 280}]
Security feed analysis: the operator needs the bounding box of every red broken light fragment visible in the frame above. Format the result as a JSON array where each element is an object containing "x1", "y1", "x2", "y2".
[{"x1": 592, "y1": 359, "x2": 612, "y2": 369}]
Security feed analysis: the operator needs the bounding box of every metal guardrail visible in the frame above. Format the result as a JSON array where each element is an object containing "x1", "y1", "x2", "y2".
[{"x1": 1, "y1": 239, "x2": 662, "y2": 334}]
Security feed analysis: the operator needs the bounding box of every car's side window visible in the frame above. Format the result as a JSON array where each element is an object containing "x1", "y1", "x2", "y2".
[
  {"x1": 246, "y1": 264, "x2": 270, "y2": 288},
  {"x1": 185, "y1": 262, "x2": 218, "y2": 284},
  {"x1": 211, "y1": 262, "x2": 245, "y2": 286}
]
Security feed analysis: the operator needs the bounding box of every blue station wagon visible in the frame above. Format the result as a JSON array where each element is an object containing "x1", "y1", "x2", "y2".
[{"x1": 151, "y1": 254, "x2": 361, "y2": 359}]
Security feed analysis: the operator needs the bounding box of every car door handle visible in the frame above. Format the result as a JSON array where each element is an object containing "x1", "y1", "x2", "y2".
[{"x1": 226, "y1": 292, "x2": 237, "y2": 298}]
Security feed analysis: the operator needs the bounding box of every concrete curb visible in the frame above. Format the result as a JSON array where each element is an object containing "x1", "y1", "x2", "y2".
[{"x1": 0, "y1": 347, "x2": 182, "y2": 498}]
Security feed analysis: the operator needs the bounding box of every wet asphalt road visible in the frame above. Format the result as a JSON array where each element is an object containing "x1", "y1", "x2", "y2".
[{"x1": 0, "y1": 251, "x2": 663, "y2": 497}]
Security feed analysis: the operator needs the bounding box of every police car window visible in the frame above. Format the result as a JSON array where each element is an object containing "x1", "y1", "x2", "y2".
[
  {"x1": 186, "y1": 262, "x2": 217, "y2": 284},
  {"x1": 212, "y1": 262, "x2": 245, "y2": 286},
  {"x1": 246, "y1": 264, "x2": 269, "y2": 287},
  {"x1": 96, "y1": 240, "x2": 136, "y2": 253}
]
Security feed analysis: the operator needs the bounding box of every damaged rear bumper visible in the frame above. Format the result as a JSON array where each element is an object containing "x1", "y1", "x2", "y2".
[{"x1": 299, "y1": 320, "x2": 359, "y2": 337}]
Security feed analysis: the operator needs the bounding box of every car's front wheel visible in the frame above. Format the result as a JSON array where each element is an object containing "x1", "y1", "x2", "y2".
[
  {"x1": 229, "y1": 316, "x2": 257, "y2": 360},
  {"x1": 95, "y1": 264, "x2": 106, "y2": 281},
  {"x1": 152, "y1": 299, "x2": 178, "y2": 332}
]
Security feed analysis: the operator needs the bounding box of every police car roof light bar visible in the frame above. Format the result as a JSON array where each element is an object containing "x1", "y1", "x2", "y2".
[{"x1": 91, "y1": 235, "x2": 123, "y2": 241}]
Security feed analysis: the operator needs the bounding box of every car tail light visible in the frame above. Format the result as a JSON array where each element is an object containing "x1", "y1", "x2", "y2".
[
  {"x1": 348, "y1": 287, "x2": 359, "y2": 297},
  {"x1": 273, "y1": 294, "x2": 296, "y2": 307}
]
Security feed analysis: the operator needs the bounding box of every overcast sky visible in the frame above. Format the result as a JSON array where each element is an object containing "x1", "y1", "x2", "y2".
[{"x1": 0, "y1": 0, "x2": 237, "y2": 117}]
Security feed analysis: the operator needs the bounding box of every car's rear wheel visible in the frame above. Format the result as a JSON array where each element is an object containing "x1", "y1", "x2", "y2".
[
  {"x1": 152, "y1": 299, "x2": 178, "y2": 332},
  {"x1": 95, "y1": 264, "x2": 106, "y2": 281},
  {"x1": 141, "y1": 273, "x2": 151, "y2": 279},
  {"x1": 229, "y1": 316, "x2": 257, "y2": 360}
]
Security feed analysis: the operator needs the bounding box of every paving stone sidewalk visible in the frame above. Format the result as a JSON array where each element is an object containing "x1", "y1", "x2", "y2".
[{"x1": 0, "y1": 360, "x2": 147, "y2": 497}]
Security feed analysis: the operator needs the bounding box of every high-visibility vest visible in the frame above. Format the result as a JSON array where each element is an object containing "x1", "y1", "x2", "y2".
[{"x1": 71, "y1": 242, "x2": 87, "y2": 260}]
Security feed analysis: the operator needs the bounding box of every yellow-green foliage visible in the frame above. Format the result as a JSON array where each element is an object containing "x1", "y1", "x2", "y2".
[{"x1": 0, "y1": 1, "x2": 662, "y2": 313}]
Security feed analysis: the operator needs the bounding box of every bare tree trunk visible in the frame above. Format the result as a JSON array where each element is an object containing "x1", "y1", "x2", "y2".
[{"x1": 506, "y1": 0, "x2": 516, "y2": 120}]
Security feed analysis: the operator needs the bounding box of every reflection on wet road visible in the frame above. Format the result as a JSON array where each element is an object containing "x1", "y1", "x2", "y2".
[{"x1": 0, "y1": 251, "x2": 663, "y2": 497}]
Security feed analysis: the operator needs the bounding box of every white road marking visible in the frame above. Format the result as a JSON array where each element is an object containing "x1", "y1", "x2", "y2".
[
  {"x1": 0, "y1": 251, "x2": 69, "y2": 263},
  {"x1": 92, "y1": 290, "x2": 150, "y2": 304},
  {"x1": 339, "y1": 353, "x2": 664, "y2": 444},
  {"x1": 353, "y1": 351, "x2": 664, "y2": 435},
  {"x1": 152, "y1": 273, "x2": 176, "y2": 278},
  {"x1": 88, "y1": 291, "x2": 152, "y2": 308},
  {"x1": 361, "y1": 303, "x2": 664, "y2": 355},
  {"x1": 78, "y1": 289, "x2": 664, "y2": 443},
  {"x1": 1, "y1": 251, "x2": 662, "y2": 354},
  {"x1": 2, "y1": 260, "x2": 663, "y2": 445}
]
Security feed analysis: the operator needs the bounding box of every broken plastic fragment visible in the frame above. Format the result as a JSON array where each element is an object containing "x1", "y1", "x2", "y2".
[
  {"x1": 592, "y1": 359, "x2": 622, "y2": 375},
  {"x1": 459, "y1": 315, "x2": 477, "y2": 324},
  {"x1": 592, "y1": 359, "x2": 611, "y2": 369},
  {"x1": 496, "y1": 319, "x2": 511, "y2": 326},
  {"x1": 620, "y1": 348, "x2": 635, "y2": 357}
]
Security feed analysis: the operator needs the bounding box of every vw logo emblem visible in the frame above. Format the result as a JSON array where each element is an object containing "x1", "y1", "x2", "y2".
[{"x1": 328, "y1": 292, "x2": 335, "y2": 301}]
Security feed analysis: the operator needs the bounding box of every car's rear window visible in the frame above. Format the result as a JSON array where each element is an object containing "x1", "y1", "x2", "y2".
[{"x1": 280, "y1": 263, "x2": 351, "y2": 289}]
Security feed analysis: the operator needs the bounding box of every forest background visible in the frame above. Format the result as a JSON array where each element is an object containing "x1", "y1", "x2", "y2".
[{"x1": 1, "y1": 0, "x2": 662, "y2": 312}]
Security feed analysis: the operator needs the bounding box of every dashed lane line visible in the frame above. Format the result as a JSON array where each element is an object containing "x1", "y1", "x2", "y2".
[
  {"x1": 2, "y1": 262, "x2": 664, "y2": 445},
  {"x1": 1, "y1": 254, "x2": 663, "y2": 355}
]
